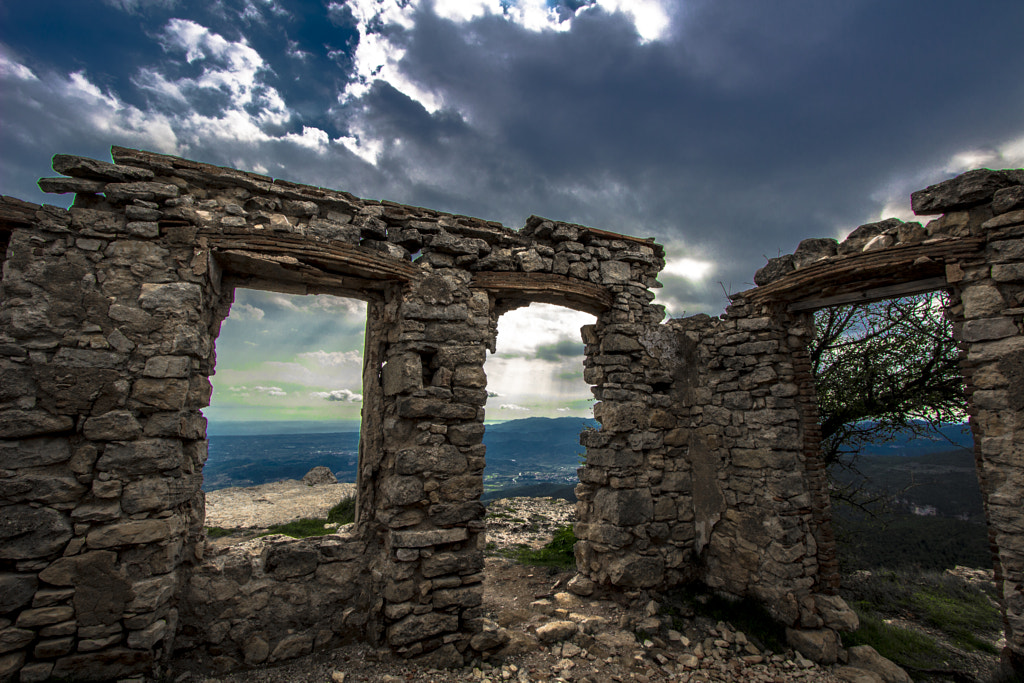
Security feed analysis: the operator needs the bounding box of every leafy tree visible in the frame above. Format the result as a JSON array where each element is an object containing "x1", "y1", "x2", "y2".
[{"x1": 809, "y1": 292, "x2": 965, "y2": 469}]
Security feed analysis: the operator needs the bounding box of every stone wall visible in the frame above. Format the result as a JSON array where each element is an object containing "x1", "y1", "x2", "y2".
[
  {"x1": 1, "y1": 148, "x2": 1021, "y2": 680},
  {"x1": 0, "y1": 147, "x2": 668, "y2": 680},
  {"x1": 176, "y1": 530, "x2": 373, "y2": 673}
]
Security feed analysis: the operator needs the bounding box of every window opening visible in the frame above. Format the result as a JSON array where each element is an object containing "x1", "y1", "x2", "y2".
[
  {"x1": 812, "y1": 292, "x2": 1000, "y2": 665},
  {"x1": 481, "y1": 302, "x2": 596, "y2": 567},
  {"x1": 201, "y1": 289, "x2": 367, "y2": 541}
]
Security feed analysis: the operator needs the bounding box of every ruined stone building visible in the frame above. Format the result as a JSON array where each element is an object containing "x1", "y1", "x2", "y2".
[{"x1": 1, "y1": 148, "x2": 1021, "y2": 681}]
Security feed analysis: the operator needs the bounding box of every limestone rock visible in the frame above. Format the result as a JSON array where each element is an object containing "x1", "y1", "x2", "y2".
[
  {"x1": 912, "y1": 168, "x2": 1017, "y2": 214},
  {"x1": 302, "y1": 466, "x2": 338, "y2": 486},
  {"x1": 785, "y1": 627, "x2": 839, "y2": 664},
  {"x1": 52, "y1": 154, "x2": 154, "y2": 182},
  {"x1": 847, "y1": 645, "x2": 912, "y2": 683},
  {"x1": 536, "y1": 620, "x2": 577, "y2": 643},
  {"x1": 0, "y1": 505, "x2": 72, "y2": 559},
  {"x1": 754, "y1": 254, "x2": 794, "y2": 286}
]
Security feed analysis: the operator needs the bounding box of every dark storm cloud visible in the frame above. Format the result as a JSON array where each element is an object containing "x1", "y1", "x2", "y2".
[
  {"x1": 337, "y1": 0, "x2": 1024, "y2": 311},
  {"x1": 2, "y1": 0, "x2": 1023, "y2": 317}
]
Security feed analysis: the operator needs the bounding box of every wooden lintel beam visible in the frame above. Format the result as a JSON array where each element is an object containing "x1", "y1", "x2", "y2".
[
  {"x1": 471, "y1": 272, "x2": 613, "y2": 314},
  {"x1": 788, "y1": 276, "x2": 949, "y2": 312}
]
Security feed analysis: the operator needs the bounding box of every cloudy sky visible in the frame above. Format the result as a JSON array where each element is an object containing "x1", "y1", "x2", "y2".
[{"x1": 2, "y1": 0, "x2": 1023, "y2": 423}]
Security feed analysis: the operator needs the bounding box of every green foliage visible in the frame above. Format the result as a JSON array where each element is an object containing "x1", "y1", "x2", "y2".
[
  {"x1": 507, "y1": 524, "x2": 577, "y2": 569},
  {"x1": 327, "y1": 495, "x2": 356, "y2": 525},
  {"x1": 841, "y1": 566, "x2": 1001, "y2": 668},
  {"x1": 263, "y1": 517, "x2": 335, "y2": 538},
  {"x1": 262, "y1": 495, "x2": 356, "y2": 538},
  {"x1": 205, "y1": 526, "x2": 233, "y2": 538},
  {"x1": 842, "y1": 604, "x2": 945, "y2": 671},
  {"x1": 668, "y1": 585, "x2": 787, "y2": 653},
  {"x1": 911, "y1": 587, "x2": 999, "y2": 654},
  {"x1": 834, "y1": 512, "x2": 992, "y2": 571},
  {"x1": 811, "y1": 293, "x2": 964, "y2": 467}
]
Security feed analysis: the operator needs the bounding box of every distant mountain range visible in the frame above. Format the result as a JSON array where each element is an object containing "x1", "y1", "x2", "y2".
[
  {"x1": 203, "y1": 416, "x2": 594, "y2": 491},
  {"x1": 203, "y1": 418, "x2": 978, "y2": 516}
]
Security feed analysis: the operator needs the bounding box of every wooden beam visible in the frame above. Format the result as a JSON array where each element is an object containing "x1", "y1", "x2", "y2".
[
  {"x1": 788, "y1": 276, "x2": 949, "y2": 312},
  {"x1": 471, "y1": 271, "x2": 613, "y2": 314},
  {"x1": 209, "y1": 236, "x2": 418, "y2": 283},
  {"x1": 745, "y1": 237, "x2": 985, "y2": 306}
]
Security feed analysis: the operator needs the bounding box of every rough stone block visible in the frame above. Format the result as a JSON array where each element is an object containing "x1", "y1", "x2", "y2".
[
  {"x1": 585, "y1": 448, "x2": 642, "y2": 469},
  {"x1": 86, "y1": 519, "x2": 171, "y2": 549},
  {"x1": 0, "y1": 437, "x2": 71, "y2": 469},
  {"x1": 0, "y1": 573, "x2": 38, "y2": 614},
  {"x1": 911, "y1": 169, "x2": 1016, "y2": 214},
  {"x1": 52, "y1": 155, "x2": 154, "y2": 182},
  {"x1": 785, "y1": 627, "x2": 839, "y2": 664},
  {"x1": 391, "y1": 528, "x2": 469, "y2": 549},
  {"x1": 607, "y1": 555, "x2": 665, "y2": 588},
  {"x1": 382, "y1": 476, "x2": 425, "y2": 506},
  {"x1": 388, "y1": 613, "x2": 458, "y2": 647},
  {"x1": 599, "y1": 261, "x2": 631, "y2": 283},
  {"x1": 0, "y1": 410, "x2": 74, "y2": 439},
  {"x1": 143, "y1": 355, "x2": 191, "y2": 378},
  {"x1": 594, "y1": 488, "x2": 653, "y2": 526},
  {"x1": 961, "y1": 317, "x2": 1018, "y2": 342},
  {"x1": 593, "y1": 401, "x2": 649, "y2": 432},
  {"x1": 83, "y1": 410, "x2": 143, "y2": 441},
  {"x1": 131, "y1": 378, "x2": 189, "y2": 410},
  {"x1": 138, "y1": 282, "x2": 203, "y2": 312},
  {"x1": 396, "y1": 445, "x2": 468, "y2": 476},
  {"x1": 96, "y1": 438, "x2": 183, "y2": 476},
  {"x1": 0, "y1": 504, "x2": 72, "y2": 559}
]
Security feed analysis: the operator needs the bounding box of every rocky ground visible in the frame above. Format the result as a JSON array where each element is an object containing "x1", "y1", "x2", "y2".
[
  {"x1": 184, "y1": 491, "x2": 927, "y2": 683},
  {"x1": 205, "y1": 478, "x2": 357, "y2": 530}
]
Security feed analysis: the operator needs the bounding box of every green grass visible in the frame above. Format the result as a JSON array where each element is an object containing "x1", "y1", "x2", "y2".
[
  {"x1": 911, "y1": 587, "x2": 999, "y2": 654},
  {"x1": 205, "y1": 526, "x2": 234, "y2": 538},
  {"x1": 262, "y1": 496, "x2": 356, "y2": 539},
  {"x1": 327, "y1": 496, "x2": 356, "y2": 525},
  {"x1": 842, "y1": 604, "x2": 945, "y2": 671},
  {"x1": 263, "y1": 517, "x2": 336, "y2": 538},
  {"x1": 504, "y1": 524, "x2": 577, "y2": 569},
  {"x1": 839, "y1": 567, "x2": 1001, "y2": 675}
]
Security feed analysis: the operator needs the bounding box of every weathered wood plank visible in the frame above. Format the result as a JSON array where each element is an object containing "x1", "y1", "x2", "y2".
[
  {"x1": 788, "y1": 276, "x2": 949, "y2": 311},
  {"x1": 472, "y1": 271, "x2": 613, "y2": 314}
]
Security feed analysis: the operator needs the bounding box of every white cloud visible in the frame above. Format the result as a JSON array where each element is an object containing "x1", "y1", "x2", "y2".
[
  {"x1": 311, "y1": 389, "x2": 363, "y2": 402},
  {"x1": 495, "y1": 303, "x2": 595, "y2": 357},
  {"x1": 662, "y1": 256, "x2": 713, "y2": 282},
  {"x1": 338, "y1": 120, "x2": 386, "y2": 165},
  {"x1": 870, "y1": 132, "x2": 1024, "y2": 225},
  {"x1": 284, "y1": 126, "x2": 331, "y2": 153},
  {"x1": 335, "y1": 0, "x2": 674, "y2": 124},
  {"x1": 499, "y1": 403, "x2": 530, "y2": 411},
  {"x1": 270, "y1": 295, "x2": 304, "y2": 311},
  {"x1": 594, "y1": 0, "x2": 672, "y2": 42},
  {"x1": 102, "y1": 0, "x2": 177, "y2": 11},
  {"x1": 0, "y1": 47, "x2": 38, "y2": 82},
  {"x1": 298, "y1": 350, "x2": 362, "y2": 367},
  {"x1": 231, "y1": 303, "x2": 265, "y2": 321},
  {"x1": 943, "y1": 136, "x2": 1024, "y2": 175},
  {"x1": 246, "y1": 385, "x2": 287, "y2": 396}
]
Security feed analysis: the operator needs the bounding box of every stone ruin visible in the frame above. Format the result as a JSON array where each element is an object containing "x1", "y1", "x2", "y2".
[{"x1": 0, "y1": 147, "x2": 1021, "y2": 681}]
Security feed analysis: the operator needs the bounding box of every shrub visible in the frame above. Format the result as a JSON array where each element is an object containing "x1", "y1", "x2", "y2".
[
  {"x1": 328, "y1": 495, "x2": 356, "y2": 525},
  {"x1": 205, "y1": 526, "x2": 234, "y2": 539},
  {"x1": 263, "y1": 518, "x2": 334, "y2": 538},
  {"x1": 842, "y1": 604, "x2": 944, "y2": 671},
  {"x1": 510, "y1": 524, "x2": 576, "y2": 569}
]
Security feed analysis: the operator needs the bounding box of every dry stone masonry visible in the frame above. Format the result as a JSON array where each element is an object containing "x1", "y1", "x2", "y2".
[{"x1": 0, "y1": 148, "x2": 1021, "y2": 681}]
